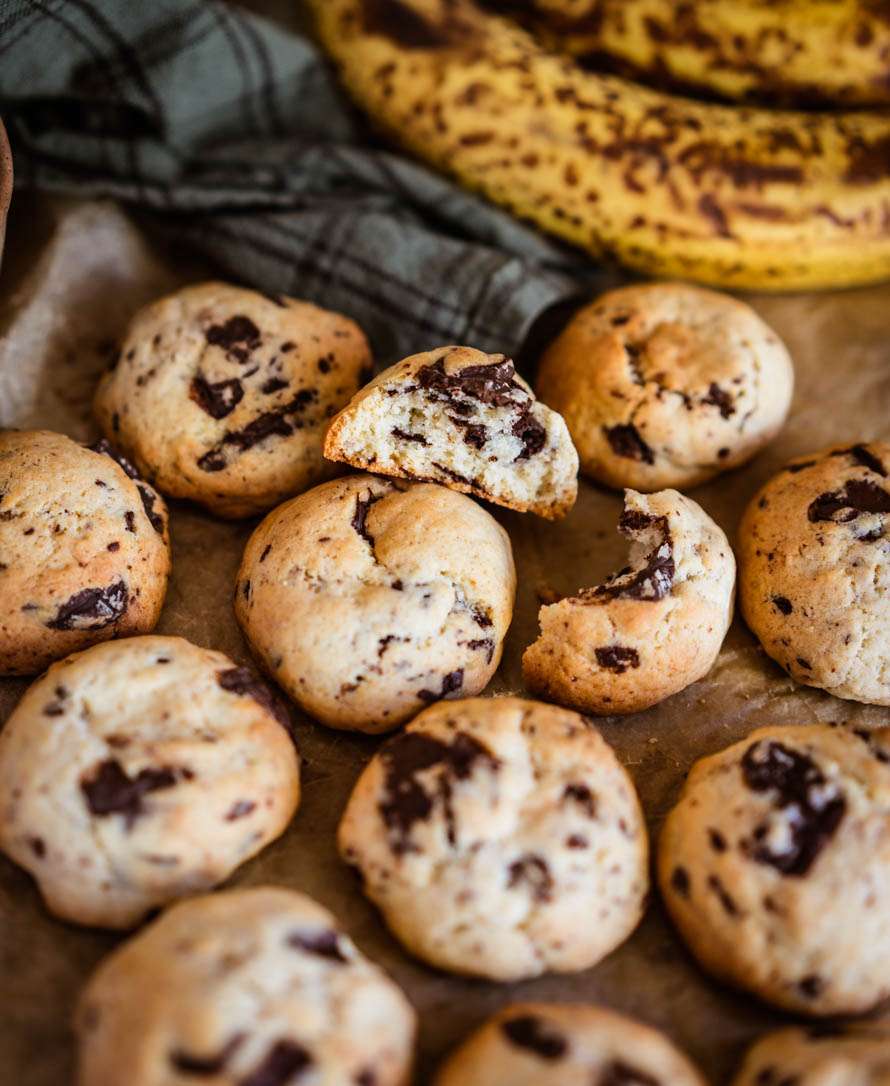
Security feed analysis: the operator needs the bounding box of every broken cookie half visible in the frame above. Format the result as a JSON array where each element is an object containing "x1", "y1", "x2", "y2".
[
  {"x1": 523, "y1": 489, "x2": 735, "y2": 715},
  {"x1": 323, "y1": 345, "x2": 578, "y2": 520}
]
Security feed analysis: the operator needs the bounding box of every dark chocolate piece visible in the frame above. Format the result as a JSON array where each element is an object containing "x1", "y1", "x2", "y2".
[
  {"x1": 507, "y1": 854, "x2": 553, "y2": 902},
  {"x1": 595, "y1": 645, "x2": 640, "y2": 673},
  {"x1": 512, "y1": 410, "x2": 547, "y2": 460},
  {"x1": 591, "y1": 515, "x2": 674, "y2": 602},
  {"x1": 287, "y1": 930, "x2": 347, "y2": 962},
  {"x1": 600, "y1": 1061, "x2": 661, "y2": 1086},
  {"x1": 603, "y1": 423, "x2": 654, "y2": 464},
  {"x1": 238, "y1": 1039, "x2": 312, "y2": 1086},
  {"x1": 205, "y1": 315, "x2": 261, "y2": 352},
  {"x1": 189, "y1": 376, "x2": 244, "y2": 419},
  {"x1": 418, "y1": 669, "x2": 463, "y2": 704},
  {"x1": 772, "y1": 596, "x2": 793, "y2": 615},
  {"x1": 46, "y1": 581, "x2": 128, "y2": 631},
  {"x1": 217, "y1": 667, "x2": 293, "y2": 735},
  {"x1": 563, "y1": 782, "x2": 596, "y2": 817},
  {"x1": 808, "y1": 479, "x2": 890, "y2": 523},
  {"x1": 500, "y1": 1015, "x2": 567, "y2": 1060},
  {"x1": 81, "y1": 759, "x2": 183, "y2": 828},
  {"x1": 171, "y1": 1034, "x2": 245, "y2": 1075},
  {"x1": 417, "y1": 355, "x2": 521, "y2": 406}
]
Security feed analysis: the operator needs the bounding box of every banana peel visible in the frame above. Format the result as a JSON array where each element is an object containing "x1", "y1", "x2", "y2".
[
  {"x1": 308, "y1": 0, "x2": 890, "y2": 291},
  {"x1": 485, "y1": 0, "x2": 890, "y2": 109}
]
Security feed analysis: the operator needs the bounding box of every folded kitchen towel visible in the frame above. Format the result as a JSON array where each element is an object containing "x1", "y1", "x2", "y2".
[{"x1": 0, "y1": 0, "x2": 604, "y2": 364}]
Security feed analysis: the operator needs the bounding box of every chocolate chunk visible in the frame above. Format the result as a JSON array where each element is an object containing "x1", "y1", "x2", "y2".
[
  {"x1": 217, "y1": 667, "x2": 293, "y2": 736},
  {"x1": 563, "y1": 782, "x2": 596, "y2": 817},
  {"x1": 786, "y1": 460, "x2": 816, "y2": 474},
  {"x1": 595, "y1": 645, "x2": 640, "y2": 673},
  {"x1": 702, "y1": 382, "x2": 735, "y2": 419},
  {"x1": 471, "y1": 607, "x2": 493, "y2": 629},
  {"x1": 125, "y1": 510, "x2": 136, "y2": 534},
  {"x1": 449, "y1": 415, "x2": 488, "y2": 448},
  {"x1": 262, "y1": 377, "x2": 289, "y2": 395},
  {"x1": 205, "y1": 315, "x2": 261, "y2": 352},
  {"x1": 512, "y1": 410, "x2": 547, "y2": 460},
  {"x1": 508, "y1": 854, "x2": 553, "y2": 902},
  {"x1": 843, "y1": 444, "x2": 887, "y2": 476},
  {"x1": 239, "y1": 1039, "x2": 312, "y2": 1086},
  {"x1": 798, "y1": 975, "x2": 824, "y2": 999},
  {"x1": 354, "y1": 1070, "x2": 376, "y2": 1086},
  {"x1": 670, "y1": 866, "x2": 690, "y2": 897},
  {"x1": 91, "y1": 438, "x2": 140, "y2": 480},
  {"x1": 741, "y1": 740, "x2": 846, "y2": 876},
  {"x1": 772, "y1": 596, "x2": 793, "y2": 615},
  {"x1": 197, "y1": 447, "x2": 227, "y2": 473},
  {"x1": 28, "y1": 837, "x2": 45, "y2": 858},
  {"x1": 190, "y1": 376, "x2": 244, "y2": 419},
  {"x1": 261, "y1": 291, "x2": 288, "y2": 308},
  {"x1": 287, "y1": 929, "x2": 347, "y2": 962},
  {"x1": 81, "y1": 759, "x2": 182, "y2": 828},
  {"x1": 500, "y1": 1015, "x2": 567, "y2": 1060},
  {"x1": 351, "y1": 491, "x2": 379, "y2": 546},
  {"x1": 171, "y1": 1034, "x2": 245, "y2": 1075},
  {"x1": 377, "y1": 730, "x2": 499, "y2": 852},
  {"x1": 808, "y1": 479, "x2": 890, "y2": 522},
  {"x1": 708, "y1": 828, "x2": 727, "y2": 851},
  {"x1": 418, "y1": 669, "x2": 463, "y2": 704},
  {"x1": 260, "y1": 544, "x2": 272, "y2": 562},
  {"x1": 418, "y1": 355, "x2": 521, "y2": 406},
  {"x1": 225, "y1": 800, "x2": 256, "y2": 821},
  {"x1": 604, "y1": 423, "x2": 654, "y2": 464},
  {"x1": 796, "y1": 658, "x2": 812, "y2": 670},
  {"x1": 466, "y1": 637, "x2": 495, "y2": 663},
  {"x1": 852, "y1": 727, "x2": 890, "y2": 764},
  {"x1": 592, "y1": 516, "x2": 674, "y2": 602},
  {"x1": 708, "y1": 874, "x2": 739, "y2": 915},
  {"x1": 392, "y1": 428, "x2": 429, "y2": 445},
  {"x1": 432, "y1": 461, "x2": 473, "y2": 486},
  {"x1": 600, "y1": 1061, "x2": 661, "y2": 1086},
  {"x1": 197, "y1": 389, "x2": 318, "y2": 470},
  {"x1": 46, "y1": 581, "x2": 128, "y2": 631}
]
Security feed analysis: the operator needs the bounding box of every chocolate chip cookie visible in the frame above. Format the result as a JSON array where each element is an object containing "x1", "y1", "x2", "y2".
[
  {"x1": 0, "y1": 430, "x2": 170, "y2": 675},
  {"x1": 434, "y1": 1002, "x2": 707, "y2": 1086},
  {"x1": 323, "y1": 345, "x2": 578, "y2": 519},
  {"x1": 94, "y1": 281, "x2": 372, "y2": 518},
  {"x1": 235, "y1": 474, "x2": 516, "y2": 733},
  {"x1": 523, "y1": 488, "x2": 735, "y2": 714},
  {"x1": 0, "y1": 636, "x2": 300, "y2": 928},
  {"x1": 658, "y1": 723, "x2": 890, "y2": 1015},
  {"x1": 338, "y1": 696, "x2": 648, "y2": 980},
  {"x1": 536, "y1": 283, "x2": 793, "y2": 491},
  {"x1": 739, "y1": 442, "x2": 890, "y2": 705},
  {"x1": 76, "y1": 886, "x2": 416, "y2": 1086},
  {"x1": 733, "y1": 1024, "x2": 890, "y2": 1086}
]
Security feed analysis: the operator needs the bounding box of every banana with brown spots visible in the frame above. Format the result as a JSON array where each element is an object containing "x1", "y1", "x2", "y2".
[{"x1": 307, "y1": 0, "x2": 890, "y2": 290}]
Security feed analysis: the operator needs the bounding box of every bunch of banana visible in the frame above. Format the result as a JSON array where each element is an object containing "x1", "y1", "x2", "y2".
[
  {"x1": 483, "y1": 0, "x2": 890, "y2": 108},
  {"x1": 307, "y1": 0, "x2": 890, "y2": 290}
]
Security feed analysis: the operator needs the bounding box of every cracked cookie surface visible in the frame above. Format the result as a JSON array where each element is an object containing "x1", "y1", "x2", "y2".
[
  {"x1": 658, "y1": 722, "x2": 890, "y2": 1015},
  {"x1": 76, "y1": 886, "x2": 416, "y2": 1086},
  {"x1": 338, "y1": 696, "x2": 648, "y2": 980},
  {"x1": 324, "y1": 345, "x2": 578, "y2": 519},
  {"x1": 234, "y1": 474, "x2": 515, "y2": 733},
  {"x1": 94, "y1": 281, "x2": 372, "y2": 518},
  {"x1": 536, "y1": 283, "x2": 793, "y2": 491},
  {"x1": 0, "y1": 430, "x2": 170, "y2": 675},
  {"x1": 739, "y1": 442, "x2": 890, "y2": 705},
  {"x1": 523, "y1": 488, "x2": 735, "y2": 714},
  {"x1": 434, "y1": 1001, "x2": 706, "y2": 1086},
  {"x1": 732, "y1": 1024, "x2": 890, "y2": 1086},
  {"x1": 0, "y1": 636, "x2": 299, "y2": 928}
]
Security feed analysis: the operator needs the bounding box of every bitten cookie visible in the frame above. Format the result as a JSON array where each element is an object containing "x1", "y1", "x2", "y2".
[
  {"x1": 658, "y1": 723, "x2": 890, "y2": 1015},
  {"x1": 434, "y1": 1002, "x2": 707, "y2": 1086},
  {"x1": 75, "y1": 886, "x2": 416, "y2": 1086},
  {"x1": 0, "y1": 430, "x2": 170, "y2": 675},
  {"x1": 523, "y1": 488, "x2": 735, "y2": 715},
  {"x1": 324, "y1": 345, "x2": 578, "y2": 519},
  {"x1": 732, "y1": 1024, "x2": 890, "y2": 1086},
  {"x1": 94, "y1": 281, "x2": 372, "y2": 518},
  {"x1": 0, "y1": 636, "x2": 299, "y2": 928},
  {"x1": 536, "y1": 283, "x2": 793, "y2": 491},
  {"x1": 235, "y1": 474, "x2": 516, "y2": 733},
  {"x1": 739, "y1": 442, "x2": 890, "y2": 705},
  {"x1": 338, "y1": 696, "x2": 648, "y2": 980}
]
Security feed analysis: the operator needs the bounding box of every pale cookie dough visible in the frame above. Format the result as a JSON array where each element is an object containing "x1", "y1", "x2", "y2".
[
  {"x1": 536, "y1": 282, "x2": 793, "y2": 491},
  {"x1": 338, "y1": 696, "x2": 648, "y2": 980},
  {"x1": 0, "y1": 636, "x2": 300, "y2": 928},
  {"x1": 733, "y1": 1024, "x2": 890, "y2": 1086},
  {"x1": 94, "y1": 281, "x2": 372, "y2": 518},
  {"x1": 523, "y1": 488, "x2": 735, "y2": 714},
  {"x1": 739, "y1": 442, "x2": 890, "y2": 705},
  {"x1": 658, "y1": 722, "x2": 890, "y2": 1016},
  {"x1": 434, "y1": 1002, "x2": 707, "y2": 1086},
  {"x1": 235, "y1": 473, "x2": 516, "y2": 733},
  {"x1": 324, "y1": 345, "x2": 578, "y2": 519},
  {"x1": 0, "y1": 430, "x2": 170, "y2": 675},
  {"x1": 75, "y1": 886, "x2": 416, "y2": 1086}
]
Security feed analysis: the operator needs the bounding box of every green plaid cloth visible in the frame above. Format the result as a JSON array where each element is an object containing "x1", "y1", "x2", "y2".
[{"x1": 0, "y1": 0, "x2": 603, "y2": 364}]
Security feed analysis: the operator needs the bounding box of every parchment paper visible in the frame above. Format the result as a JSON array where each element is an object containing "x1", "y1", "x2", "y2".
[{"x1": 2, "y1": 193, "x2": 890, "y2": 1086}]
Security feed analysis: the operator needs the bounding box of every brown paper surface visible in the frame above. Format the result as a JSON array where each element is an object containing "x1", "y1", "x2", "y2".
[{"x1": 2, "y1": 194, "x2": 890, "y2": 1086}]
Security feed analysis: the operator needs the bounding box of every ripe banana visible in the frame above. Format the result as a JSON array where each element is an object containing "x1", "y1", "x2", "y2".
[
  {"x1": 483, "y1": 0, "x2": 890, "y2": 109},
  {"x1": 308, "y1": 0, "x2": 890, "y2": 290}
]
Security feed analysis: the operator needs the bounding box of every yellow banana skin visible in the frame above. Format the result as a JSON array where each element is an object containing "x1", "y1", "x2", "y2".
[
  {"x1": 485, "y1": 0, "x2": 890, "y2": 109},
  {"x1": 309, "y1": 0, "x2": 890, "y2": 291}
]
